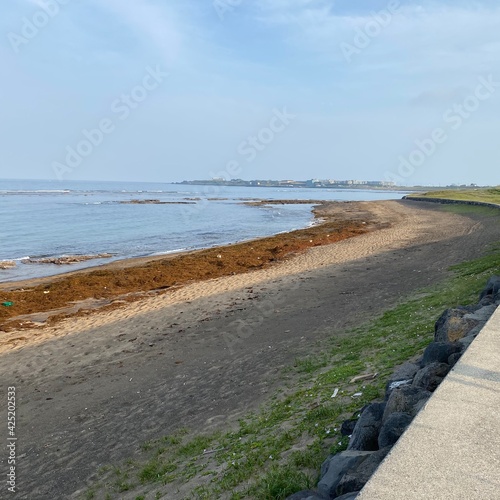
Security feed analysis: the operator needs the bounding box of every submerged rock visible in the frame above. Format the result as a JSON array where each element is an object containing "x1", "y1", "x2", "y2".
[
  {"x1": 22, "y1": 254, "x2": 113, "y2": 265},
  {"x1": 121, "y1": 199, "x2": 196, "y2": 205},
  {"x1": 0, "y1": 261, "x2": 16, "y2": 270}
]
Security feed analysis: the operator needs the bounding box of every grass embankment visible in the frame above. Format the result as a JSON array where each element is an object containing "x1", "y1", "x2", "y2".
[
  {"x1": 409, "y1": 187, "x2": 500, "y2": 204},
  {"x1": 85, "y1": 237, "x2": 500, "y2": 500}
]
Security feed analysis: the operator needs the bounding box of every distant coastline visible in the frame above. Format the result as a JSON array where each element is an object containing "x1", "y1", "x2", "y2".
[
  {"x1": 175, "y1": 178, "x2": 486, "y2": 191},
  {"x1": 176, "y1": 178, "x2": 398, "y2": 189}
]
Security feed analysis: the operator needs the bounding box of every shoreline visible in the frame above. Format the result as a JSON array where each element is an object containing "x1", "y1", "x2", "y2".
[
  {"x1": 0, "y1": 200, "x2": 332, "y2": 287},
  {"x1": 0, "y1": 199, "x2": 324, "y2": 284},
  {"x1": 0, "y1": 201, "x2": 384, "y2": 331}
]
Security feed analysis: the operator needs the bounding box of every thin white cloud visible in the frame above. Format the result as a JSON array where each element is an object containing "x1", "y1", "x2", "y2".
[
  {"x1": 22, "y1": 0, "x2": 47, "y2": 7},
  {"x1": 94, "y1": 0, "x2": 183, "y2": 67},
  {"x1": 410, "y1": 87, "x2": 472, "y2": 107},
  {"x1": 253, "y1": 2, "x2": 500, "y2": 78}
]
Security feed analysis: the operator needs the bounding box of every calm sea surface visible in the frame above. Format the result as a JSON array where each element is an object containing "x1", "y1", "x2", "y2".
[{"x1": 0, "y1": 179, "x2": 409, "y2": 282}]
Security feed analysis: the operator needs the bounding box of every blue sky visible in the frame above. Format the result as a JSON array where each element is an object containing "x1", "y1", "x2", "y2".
[{"x1": 1, "y1": 0, "x2": 499, "y2": 186}]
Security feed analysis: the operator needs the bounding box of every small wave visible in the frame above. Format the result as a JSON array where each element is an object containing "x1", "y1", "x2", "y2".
[
  {"x1": 149, "y1": 248, "x2": 188, "y2": 256},
  {"x1": 308, "y1": 218, "x2": 324, "y2": 227},
  {"x1": 0, "y1": 189, "x2": 72, "y2": 195},
  {"x1": 12, "y1": 256, "x2": 31, "y2": 262}
]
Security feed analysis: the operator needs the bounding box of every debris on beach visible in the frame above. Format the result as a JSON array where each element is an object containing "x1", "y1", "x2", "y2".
[
  {"x1": 203, "y1": 447, "x2": 225, "y2": 455},
  {"x1": 350, "y1": 373, "x2": 378, "y2": 383}
]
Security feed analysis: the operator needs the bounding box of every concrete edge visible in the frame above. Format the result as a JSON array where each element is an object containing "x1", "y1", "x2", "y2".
[{"x1": 358, "y1": 306, "x2": 500, "y2": 499}]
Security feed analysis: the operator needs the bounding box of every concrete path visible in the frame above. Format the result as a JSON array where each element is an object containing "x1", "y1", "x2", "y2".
[{"x1": 359, "y1": 307, "x2": 500, "y2": 499}]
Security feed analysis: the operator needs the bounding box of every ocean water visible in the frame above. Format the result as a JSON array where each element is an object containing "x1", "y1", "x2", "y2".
[{"x1": 0, "y1": 179, "x2": 409, "y2": 282}]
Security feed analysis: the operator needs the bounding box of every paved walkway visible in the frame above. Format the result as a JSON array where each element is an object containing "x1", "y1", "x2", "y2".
[{"x1": 359, "y1": 307, "x2": 500, "y2": 499}]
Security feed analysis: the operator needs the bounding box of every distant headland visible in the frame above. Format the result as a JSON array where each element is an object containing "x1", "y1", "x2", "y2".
[{"x1": 175, "y1": 178, "x2": 484, "y2": 191}]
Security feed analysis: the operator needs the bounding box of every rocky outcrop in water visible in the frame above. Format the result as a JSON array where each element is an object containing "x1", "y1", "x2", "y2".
[
  {"x1": 121, "y1": 199, "x2": 196, "y2": 204},
  {"x1": 0, "y1": 261, "x2": 16, "y2": 270},
  {"x1": 22, "y1": 254, "x2": 114, "y2": 265}
]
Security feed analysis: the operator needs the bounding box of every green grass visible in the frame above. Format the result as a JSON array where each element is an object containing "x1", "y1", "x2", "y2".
[
  {"x1": 177, "y1": 436, "x2": 217, "y2": 457},
  {"x1": 84, "y1": 490, "x2": 95, "y2": 500},
  {"x1": 409, "y1": 187, "x2": 500, "y2": 204},
  {"x1": 138, "y1": 460, "x2": 177, "y2": 483},
  {"x1": 293, "y1": 356, "x2": 329, "y2": 374},
  {"x1": 247, "y1": 466, "x2": 314, "y2": 499},
  {"x1": 83, "y1": 240, "x2": 500, "y2": 500}
]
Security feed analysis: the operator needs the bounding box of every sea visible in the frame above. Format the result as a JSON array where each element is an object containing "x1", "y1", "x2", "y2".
[{"x1": 0, "y1": 179, "x2": 410, "y2": 282}]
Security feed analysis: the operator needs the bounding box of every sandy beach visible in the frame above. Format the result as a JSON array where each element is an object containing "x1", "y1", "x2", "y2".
[
  {"x1": 0, "y1": 200, "x2": 374, "y2": 332},
  {"x1": 1, "y1": 199, "x2": 500, "y2": 499}
]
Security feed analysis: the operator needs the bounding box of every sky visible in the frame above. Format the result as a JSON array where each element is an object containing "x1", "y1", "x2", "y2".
[{"x1": 0, "y1": 0, "x2": 499, "y2": 186}]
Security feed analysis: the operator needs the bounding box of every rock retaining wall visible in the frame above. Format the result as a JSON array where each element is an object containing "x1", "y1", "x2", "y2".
[
  {"x1": 402, "y1": 196, "x2": 500, "y2": 210},
  {"x1": 287, "y1": 276, "x2": 500, "y2": 500}
]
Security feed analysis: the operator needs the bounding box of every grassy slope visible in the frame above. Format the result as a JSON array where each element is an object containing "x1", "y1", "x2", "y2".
[
  {"x1": 85, "y1": 208, "x2": 500, "y2": 500},
  {"x1": 409, "y1": 187, "x2": 500, "y2": 204}
]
